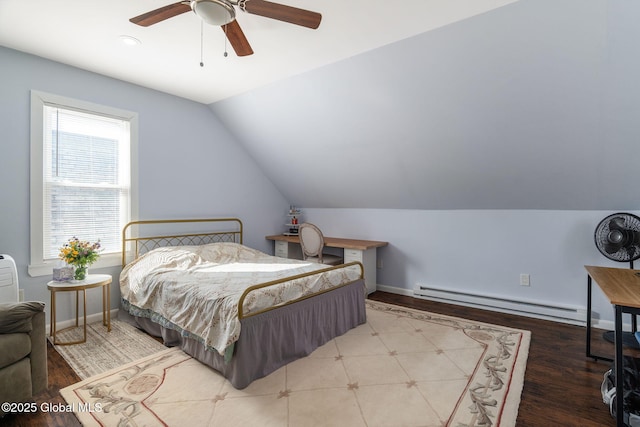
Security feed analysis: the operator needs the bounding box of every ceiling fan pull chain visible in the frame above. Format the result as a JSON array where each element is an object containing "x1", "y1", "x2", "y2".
[
  {"x1": 200, "y1": 20, "x2": 205, "y2": 67},
  {"x1": 224, "y1": 24, "x2": 228, "y2": 57}
]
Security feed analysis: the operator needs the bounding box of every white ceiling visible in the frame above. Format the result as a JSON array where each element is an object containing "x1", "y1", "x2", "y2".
[{"x1": 0, "y1": 0, "x2": 517, "y2": 104}]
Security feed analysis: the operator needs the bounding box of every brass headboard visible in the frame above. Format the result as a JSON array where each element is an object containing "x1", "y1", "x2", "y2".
[{"x1": 122, "y1": 218, "x2": 243, "y2": 266}]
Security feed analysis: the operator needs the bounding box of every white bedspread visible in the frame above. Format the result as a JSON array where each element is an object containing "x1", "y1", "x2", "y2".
[{"x1": 120, "y1": 242, "x2": 362, "y2": 355}]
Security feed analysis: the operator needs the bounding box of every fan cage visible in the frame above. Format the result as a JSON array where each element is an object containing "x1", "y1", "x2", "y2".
[{"x1": 594, "y1": 212, "x2": 640, "y2": 263}]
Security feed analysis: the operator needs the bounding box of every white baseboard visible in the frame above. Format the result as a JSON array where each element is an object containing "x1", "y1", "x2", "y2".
[
  {"x1": 376, "y1": 284, "x2": 414, "y2": 297},
  {"x1": 47, "y1": 308, "x2": 119, "y2": 333},
  {"x1": 592, "y1": 318, "x2": 636, "y2": 332},
  {"x1": 375, "y1": 284, "x2": 632, "y2": 331}
]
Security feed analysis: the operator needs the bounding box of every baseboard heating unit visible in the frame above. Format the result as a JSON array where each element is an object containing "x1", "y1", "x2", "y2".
[{"x1": 414, "y1": 284, "x2": 587, "y2": 325}]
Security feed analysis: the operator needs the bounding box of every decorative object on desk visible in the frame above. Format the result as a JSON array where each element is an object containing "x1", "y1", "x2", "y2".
[
  {"x1": 52, "y1": 261, "x2": 74, "y2": 282},
  {"x1": 593, "y1": 213, "x2": 640, "y2": 348},
  {"x1": 59, "y1": 237, "x2": 102, "y2": 281},
  {"x1": 285, "y1": 205, "x2": 302, "y2": 235}
]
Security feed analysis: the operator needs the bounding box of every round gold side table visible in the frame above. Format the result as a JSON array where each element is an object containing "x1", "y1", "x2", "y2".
[{"x1": 47, "y1": 273, "x2": 112, "y2": 345}]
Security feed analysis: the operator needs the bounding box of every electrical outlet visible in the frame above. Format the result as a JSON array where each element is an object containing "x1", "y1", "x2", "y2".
[
  {"x1": 19, "y1": 289, "x2": 25, "y2": 301},
  {"x1": 520, "y1": 274, "x2": 530, "y2": 287},
  {"x1": 377, "y1": 259, "x2": 383, "y2": 269}
]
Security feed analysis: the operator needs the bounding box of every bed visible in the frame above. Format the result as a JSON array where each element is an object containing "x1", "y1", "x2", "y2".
[{"x1": 118, "y1": 218, "x2": 367, "y2": 389}]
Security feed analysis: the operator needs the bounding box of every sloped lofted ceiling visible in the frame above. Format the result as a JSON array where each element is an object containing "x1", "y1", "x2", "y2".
[
  {"x1": 210, "y1": 0, "x2": 640, "y2": 210},
  {"x1": 0, "y1": 0, "x2": 517, "y2": 104},
  {"x1": 3, "y1": 0, "x2": 639, "y2": 212}
]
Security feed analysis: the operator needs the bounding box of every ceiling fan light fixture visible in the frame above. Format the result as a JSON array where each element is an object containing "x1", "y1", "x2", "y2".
[
  {"x1": 118, "y1": 35, "x2": 142, "y2": 46},
  {"x1": 191, "y1": 0, "x2": 236, "y2": 26}
]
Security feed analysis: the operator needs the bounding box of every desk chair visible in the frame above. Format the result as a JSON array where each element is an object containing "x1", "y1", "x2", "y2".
[{"x1": 298, "y1": 223, "x2": 343, "y2": 266}]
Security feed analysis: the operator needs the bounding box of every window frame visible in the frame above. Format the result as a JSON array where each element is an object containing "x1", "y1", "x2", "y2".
[{"x1": 29, "y1": 90, "x2": 139, "y2": 277}]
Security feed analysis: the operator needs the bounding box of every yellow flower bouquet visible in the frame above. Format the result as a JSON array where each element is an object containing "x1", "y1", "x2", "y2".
[{"x1": 59, "y1": 237, "x2": 102, "y2": 280}]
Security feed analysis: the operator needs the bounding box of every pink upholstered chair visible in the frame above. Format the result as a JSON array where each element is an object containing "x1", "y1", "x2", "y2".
[{"x1": 298, "y1": 223, "x2": 343, "y2": 266}]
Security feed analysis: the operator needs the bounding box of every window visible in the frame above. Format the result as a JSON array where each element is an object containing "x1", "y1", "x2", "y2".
[{"x1": 29, "y1": 91, "x2": 138, "y2": 276}]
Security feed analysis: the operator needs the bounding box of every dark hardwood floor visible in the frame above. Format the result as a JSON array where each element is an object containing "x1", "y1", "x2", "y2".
[
  {"x1": 2, "y1": 291, "x2": 621, "y2": 426},
  {"x1": 369, "y1": 292, "x2": 621, "y2": 427}
]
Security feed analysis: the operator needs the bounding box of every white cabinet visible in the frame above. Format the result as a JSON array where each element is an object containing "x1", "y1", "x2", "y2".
[
  {"x1": 274, "y1": 240, "x2": 302, "y2": 260},
  {"x1": 344, "y1": 248, "x2": 377, "y2": 294},
  {"x1": 274, "y1": 240, "x2": 288, "y2": 258}
]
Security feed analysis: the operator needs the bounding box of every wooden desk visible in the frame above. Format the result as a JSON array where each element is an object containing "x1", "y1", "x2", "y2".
[
  {"x1": 266, "y1": 235, "x2": 388, "y2": 294},
  {"x1": 585, "y1": 265, "x2": 640, "y2": 426}
]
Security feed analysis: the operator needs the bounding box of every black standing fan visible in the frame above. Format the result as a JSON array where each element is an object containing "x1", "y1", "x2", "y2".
[
  {"x1": 594, "y1": 213, "x2": 640, "y2": 347},
  {"x1": 595, "y1": 213, "x2": 640, "y2": 267}
]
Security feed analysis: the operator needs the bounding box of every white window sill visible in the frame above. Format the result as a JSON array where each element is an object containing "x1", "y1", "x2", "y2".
[{"x1": 28, "y1": 252, "x2": 122, "y2": 277}]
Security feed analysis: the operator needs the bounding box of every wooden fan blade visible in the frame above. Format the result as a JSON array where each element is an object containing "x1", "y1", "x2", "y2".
[
  {"x1": 130, "y1": 2, "x2": 191, "y2": 27},
  {"x1": 243, "y1": 0, "x2": 321, "y2": 29},
  {"x1": 222, "y1": 20, "x2": 254, "y2": 56}
]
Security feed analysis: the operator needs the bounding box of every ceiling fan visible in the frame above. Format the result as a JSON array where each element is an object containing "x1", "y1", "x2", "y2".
[{"x1": 129, "y1": 0, "x2": 322, "y2": 57}]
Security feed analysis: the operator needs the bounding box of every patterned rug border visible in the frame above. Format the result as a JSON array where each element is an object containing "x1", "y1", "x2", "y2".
[
  {"x1": 366, "y1": 299, "x2": 531, "y2": 335},
  {"x1": 61, "y1": 300, "x2": 531, "y2": 427},
  {"x1": 366, "y1": 299, "x2": 531, "y2": 426}
]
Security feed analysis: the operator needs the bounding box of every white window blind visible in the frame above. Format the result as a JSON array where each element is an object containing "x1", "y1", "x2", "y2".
[
  {"x1": 30, "y1": 90, "x2": 138, "y2": 276},
  {"x1": 42, "y1": 106, "x2": 131, "y2": 259}
]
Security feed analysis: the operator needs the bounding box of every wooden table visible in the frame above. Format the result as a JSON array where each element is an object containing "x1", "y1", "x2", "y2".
[
  {"x1": 585, "y1": 265, "x2": 640, "y2": 426},
  {"x1": 47, "y1": 274, "x2": 112, "y2": 345},
  {"x1": 266, "y1": 234, "x2": 388, "y2": 294}
]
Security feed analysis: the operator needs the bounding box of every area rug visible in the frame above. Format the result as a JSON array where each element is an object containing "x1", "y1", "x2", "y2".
[
  {"x1": 61, "y1": 300, "x2": 530, "y2": 426},
  {"x1": 51, "y1": 319, "x2": 167, "y2": 379}
]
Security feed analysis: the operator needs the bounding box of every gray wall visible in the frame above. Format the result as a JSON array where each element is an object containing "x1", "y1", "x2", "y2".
[
  {"x1": 210, "y1": 0, "x2": 640, "y2": 211},
  {"x1": 210, "y1": 0, "x2": 640, "y2": 326},
  {"x1": 300, "y1": 208, "x2": 639, "y2": 327},
  {"x1": 0, "y1": 46, "x2": 288, "y2": 323}
]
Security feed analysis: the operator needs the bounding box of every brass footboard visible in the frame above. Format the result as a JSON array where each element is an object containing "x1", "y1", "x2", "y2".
[{"x1": 237, "y1": 261, "x2": 365, "y2": 319}]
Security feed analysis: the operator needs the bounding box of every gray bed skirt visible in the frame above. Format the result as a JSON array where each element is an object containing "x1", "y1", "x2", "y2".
[{"x1": 119, "y1": 279, "x2": 367, "y2": 389}]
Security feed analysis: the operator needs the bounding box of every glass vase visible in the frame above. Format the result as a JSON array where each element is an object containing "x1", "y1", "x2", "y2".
[{"x1": 74, "y1": 266, "x2": 87, "y2": 281}]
